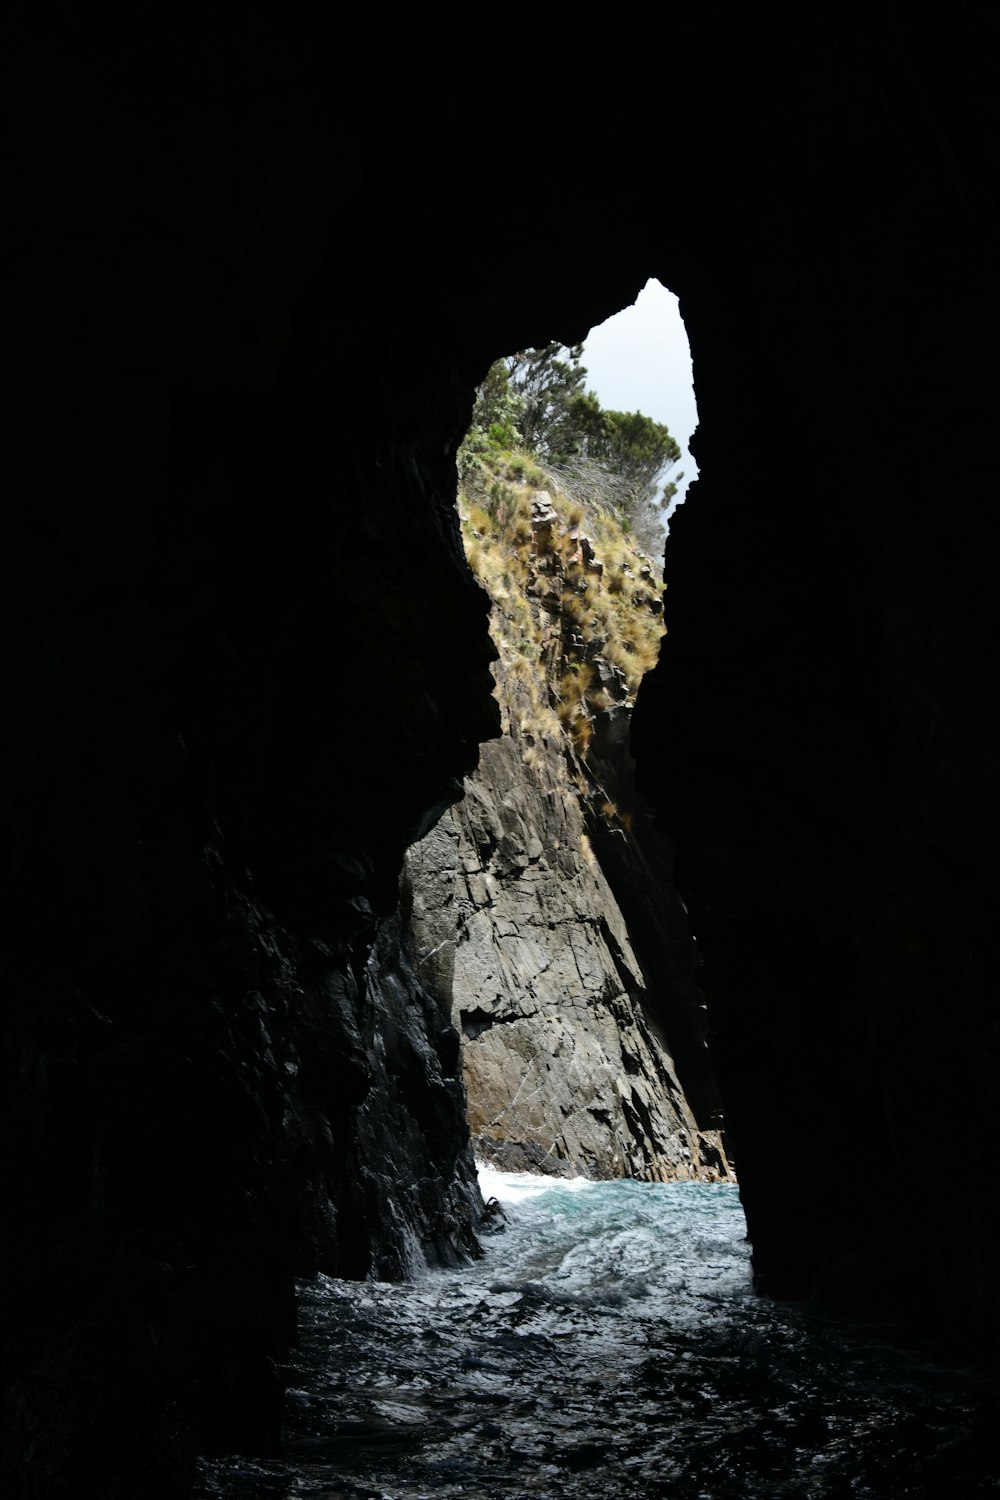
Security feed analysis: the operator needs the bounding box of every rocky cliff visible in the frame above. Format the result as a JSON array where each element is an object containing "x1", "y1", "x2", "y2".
[{"x1": 406, "y1": 467, "x2": 730, "y2": 1183}]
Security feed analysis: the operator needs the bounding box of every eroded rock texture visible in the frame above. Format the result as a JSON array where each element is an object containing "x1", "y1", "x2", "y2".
[
  {"x1": 5, "y1": 7, "x2": 1000, "y2": 1496},
  {"x1": 406, "y1": 735, "x2": 730, "y2": 1184}
]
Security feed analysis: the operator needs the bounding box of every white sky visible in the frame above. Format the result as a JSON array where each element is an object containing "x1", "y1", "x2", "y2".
[{"x1": 578, "y1": 278, "x2": 698, "y2": 523}]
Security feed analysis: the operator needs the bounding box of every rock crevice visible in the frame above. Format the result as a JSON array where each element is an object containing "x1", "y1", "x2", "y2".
[{"x1": 405, "y1": 484, "x2": 732, "y2": 1184}]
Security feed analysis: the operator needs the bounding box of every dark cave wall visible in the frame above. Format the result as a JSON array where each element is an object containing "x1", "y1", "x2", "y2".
[
  {"x1": 5, "y1": 25, "x2": 513, "y2": 1492},
  {"x1": 633, "y1": 11, "x2": 1000, "y2": 1337},
  {"x1": 4, "y1": 7, "x2": 1000, "y2": 1494}
]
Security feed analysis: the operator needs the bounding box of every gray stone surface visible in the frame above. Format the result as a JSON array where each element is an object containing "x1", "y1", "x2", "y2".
[{"x1": 406, "y1": 732, "x2": 731, "y2": 1182}]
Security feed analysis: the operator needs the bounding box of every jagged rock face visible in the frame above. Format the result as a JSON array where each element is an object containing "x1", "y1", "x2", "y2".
[
  {"x1": 406, "y1": 737, "x2": 730, "y2": 1183},
  {"x1": 405, "y1": 475, "x2": 728, "y2": 1186},
  {"x1": 5, "y1": 8, "x2": 1000, "y2": 1495}
]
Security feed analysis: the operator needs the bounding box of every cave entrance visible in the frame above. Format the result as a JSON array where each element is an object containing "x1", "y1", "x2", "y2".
[
  {"x1": 579, "y1": 278, "x2": 699, "y2": 534},
  {"x1": 410, "y1": 278, "x2": 731, "y2": 1191}
]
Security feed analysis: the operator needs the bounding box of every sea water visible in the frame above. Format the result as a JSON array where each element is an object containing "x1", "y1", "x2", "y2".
[{"x1": 195, "y1": 1168, "x2": 999, "y2": 1498}]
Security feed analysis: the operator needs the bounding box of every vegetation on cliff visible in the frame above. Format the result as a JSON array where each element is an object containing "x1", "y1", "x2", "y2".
[
  {"x1": 440, "y1": 363, "x2": 731, "y2": 1183},
  {"x1": 466, "y1": 343, "x2": 683, "y2": 552},
  {"x1": 456, "y1": 349, "x2": 672, "y2": 823}
]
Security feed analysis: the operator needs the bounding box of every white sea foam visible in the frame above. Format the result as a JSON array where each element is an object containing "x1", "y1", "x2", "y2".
[{"x1": 476, "y1": 1160, "x2": 596, "y2": 1204}]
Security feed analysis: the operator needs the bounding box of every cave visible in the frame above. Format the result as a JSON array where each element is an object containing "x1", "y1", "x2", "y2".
[{"x1": 5, "y1": 9, "x2": 1000, "y2": 1496}]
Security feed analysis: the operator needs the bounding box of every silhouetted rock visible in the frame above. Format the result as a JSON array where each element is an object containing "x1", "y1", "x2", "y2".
[{"x1": 5, "y1": 8, "x2": 1000, "y2": 1495}]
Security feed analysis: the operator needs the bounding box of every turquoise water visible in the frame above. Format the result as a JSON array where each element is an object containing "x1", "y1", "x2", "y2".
[{"x1": 195, "y1": 1168, "x2": 999, "y2": 1498}]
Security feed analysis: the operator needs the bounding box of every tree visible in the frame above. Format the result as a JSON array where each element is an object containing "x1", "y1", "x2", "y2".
[
  {"x1": 468, "y1": 358, "x2": 524, "y2": 448},
  {"x1": 580, "y1": 407, "x2": 682, "y2": 523},
  {"x1": 505, "y1": 344, "x2": 589, "y2": 456},
  {"x1": 468, "y1": 343, "x2": 683, "y2": 551}
]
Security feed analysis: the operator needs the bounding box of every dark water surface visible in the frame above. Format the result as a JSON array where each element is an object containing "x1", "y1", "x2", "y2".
[{"x1": 195, "y1": 1170, "x2": 999, "y2": 1498}]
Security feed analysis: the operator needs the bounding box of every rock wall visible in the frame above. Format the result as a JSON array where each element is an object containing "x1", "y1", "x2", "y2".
[
  {"x1": 407, "y1": 732, "x2": 730, "y2": 1183},
  {"x1": 4, "y1": 29, "x2": 508, "y2": 1478},
  {"x1": 631, "y1": 13, "x2": 1000, "y2": 1339},
  {"x1": 0, "y1": 444, "x2": 494, "y2": 1495}
]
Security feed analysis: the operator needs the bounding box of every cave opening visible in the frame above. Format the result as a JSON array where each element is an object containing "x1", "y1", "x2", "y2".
[
  {"x1": 579, "y1": 278, "x2": 700, "y2": 533},
  {"x1": 433, "y1": 278, "x2": 733, "y2": 1192},
  {"x1": 204, "y1": 245, "x2": 1000, "y2": 1492}
]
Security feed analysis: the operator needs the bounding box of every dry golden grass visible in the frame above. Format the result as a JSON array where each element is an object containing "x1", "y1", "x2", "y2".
[
  {"x1": 571, "y1": 716, "x2": 594, "y2": 756},
  {"x1": 466, "y1": 503, "x2": 492, "y2": 534},
  {"x1": 557, "y1": 662, "x2": 593, "y2": 705},
  {"x1": 560, "y1": 589, "x2": 593, "y2": 632},
  {"x1": 457, "y1": 446, "x2": 665, "y2": 785}
]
